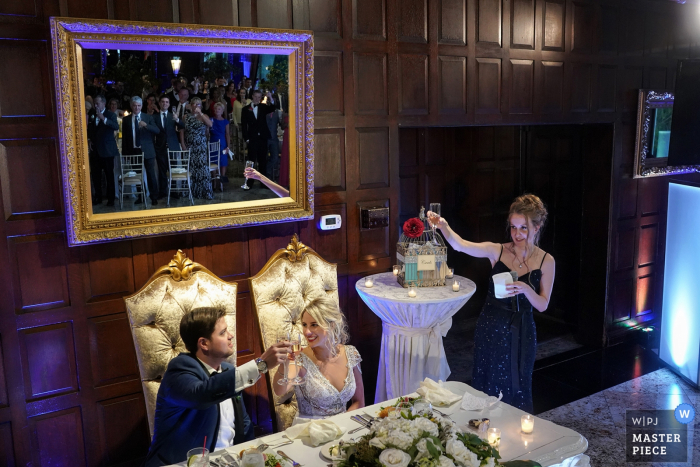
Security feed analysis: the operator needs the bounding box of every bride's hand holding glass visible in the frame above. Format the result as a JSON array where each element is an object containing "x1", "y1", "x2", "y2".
[{"x1": 426, "y1": 210, "x2": 446, "y2": 230}]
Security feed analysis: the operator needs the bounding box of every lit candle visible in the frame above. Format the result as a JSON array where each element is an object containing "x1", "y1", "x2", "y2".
[
  {"x1": 364, "y1": 277, "x2": 374, "y2": 288},
  {"x1": 521, "y1": 414, "x2": 534, "y2": 433},
  {"x1": 446, "y1": 268, "x2": 454, "y2": 279},
  {"x1": 452, "y1": 280, "x2": 460, "y2": 292},
  {"x1": 408, "y1": 287, "x2": 417, "y2": 298},
  {"x1": 487, "y1": 428, "x2": 501, "y2": 447},
  {"x1": 393, "y1": 265, "x2": 400, "y2": 276}
]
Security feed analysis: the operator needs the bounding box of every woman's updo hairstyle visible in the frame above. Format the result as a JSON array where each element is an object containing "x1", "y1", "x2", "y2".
[
  {"x1": 507, "y1": 194, "x2": 548, "y2": 245},
  {"x1": 301, "y1": 295, "x2": 349, "y2": 357}
]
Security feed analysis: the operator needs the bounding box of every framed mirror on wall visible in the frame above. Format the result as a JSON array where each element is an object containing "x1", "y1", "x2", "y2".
[
  {"x1": 634, "y1": 89, "x2": 700, "y2": 178},
  {"x1": 50, "y1": 17, "x2": 314, "y2": 246}
]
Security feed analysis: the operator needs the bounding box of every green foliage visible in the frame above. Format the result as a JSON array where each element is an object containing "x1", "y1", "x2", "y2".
[
  {"x1": 203, "y1": 55, "x2": 240, "y2": 85},
  {"x1": 104, "y1": 55, "x2": 156, "y2": 97},
  {"x1": 265, "y1": 58, "x2": 289, "y2": 93}
]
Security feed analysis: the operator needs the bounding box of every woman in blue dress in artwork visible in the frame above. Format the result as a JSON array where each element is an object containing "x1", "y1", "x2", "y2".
[
  {"x1": 209, "y1": 102, "x2": 231, "y2": 186},
  {"x1": 430, "y1": 194, "x2": 555, "y2": 413}
]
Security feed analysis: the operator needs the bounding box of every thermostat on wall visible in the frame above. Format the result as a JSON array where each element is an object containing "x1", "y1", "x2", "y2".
[{"x1": 319, "y1": 214, "x2": 342, "y2": 230}]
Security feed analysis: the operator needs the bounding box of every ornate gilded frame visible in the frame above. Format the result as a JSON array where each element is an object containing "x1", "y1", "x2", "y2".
[
  {"x1": 634, "y1": 89, "x2": 700, "y2": 178},
  {"x1": 50, "y1": 17, "x2": 314, "y2": 245}
]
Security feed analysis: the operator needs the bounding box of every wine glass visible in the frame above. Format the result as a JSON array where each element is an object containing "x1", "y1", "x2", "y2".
[
  {"x1": 429, "y1": 203, "x2": 441, "y2": 244},
  {"x1": 290, "y1": 331, "x2": 306, "y2": 385},
  {"x1": 276, "y1": 329, "x2": 290, "y2": 386},
  {"x1": 242, "y1": 160, "x2": 255, "y2": 189}
]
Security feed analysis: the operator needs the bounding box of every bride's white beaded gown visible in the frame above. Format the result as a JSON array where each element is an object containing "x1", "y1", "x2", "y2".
[{"x1": 293, "y1": 345, "x2": 362, "y2": 419}]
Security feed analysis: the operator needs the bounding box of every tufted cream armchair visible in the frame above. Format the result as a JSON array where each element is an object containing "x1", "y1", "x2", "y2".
[
  {"x1": 124, "y1": 250, "x2": 237, "y2": 438},
  {"x1": 250, "y1": 234, "x2": 339, "y2": 431}
]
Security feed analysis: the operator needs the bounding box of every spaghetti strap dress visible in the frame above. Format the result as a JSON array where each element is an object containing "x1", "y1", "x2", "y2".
[{"x1": 471, "y1": 245, "x2": 547, "y2": 413}]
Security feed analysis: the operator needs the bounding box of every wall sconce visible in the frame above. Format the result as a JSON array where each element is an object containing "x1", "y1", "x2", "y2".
[{"x1": 170, "y1": 56, "x2": 182, "y2": 76}]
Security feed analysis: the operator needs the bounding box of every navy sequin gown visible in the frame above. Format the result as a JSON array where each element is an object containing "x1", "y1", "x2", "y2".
[{"x1": 471, "y1": 246, "x2": 547, "y2": 413}]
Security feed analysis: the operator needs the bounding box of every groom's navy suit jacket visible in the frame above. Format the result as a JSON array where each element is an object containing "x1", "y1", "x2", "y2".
[{"x1": 143, "y1": 353, "x2": 253, "y2": 467}]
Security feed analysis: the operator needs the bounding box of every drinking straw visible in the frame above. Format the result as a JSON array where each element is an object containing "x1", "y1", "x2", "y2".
[{"x1": 202, "y1": 436, "x2": 207, "y2": 457}]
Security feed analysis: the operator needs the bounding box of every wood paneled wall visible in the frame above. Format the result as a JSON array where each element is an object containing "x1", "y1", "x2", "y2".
[{"x1": 1, "y1": 0, "x2": 699, "y2": 465}]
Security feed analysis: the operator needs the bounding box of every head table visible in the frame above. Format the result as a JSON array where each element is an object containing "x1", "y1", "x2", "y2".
[
  {"x1": 356, "y1": 272, "x2": 477, "y2": 402},
  {"x1": 166, "y1": 381, "x2": 588, "y2": 467}
]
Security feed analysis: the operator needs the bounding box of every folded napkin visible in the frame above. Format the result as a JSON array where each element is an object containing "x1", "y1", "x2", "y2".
[
  {"x1": 461, "y1": 390, "x2": 503, "y2": 410},
  {"x1": 416, "y1": 378, "x2": 462, "y2": 407},
  {"x1": 285, "y1": 419, "x2": 343, "y2": 447}
]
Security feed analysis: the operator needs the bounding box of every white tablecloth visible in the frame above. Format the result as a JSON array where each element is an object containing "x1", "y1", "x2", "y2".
[
  {"x1": 355, "y1": 272, "x2": 476, "y2": 403},
  {"x1": 182, "y1": 381, "x2": 588, "y2": 467}
]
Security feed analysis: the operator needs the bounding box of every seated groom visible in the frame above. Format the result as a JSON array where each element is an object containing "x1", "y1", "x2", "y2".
[{"x1": 144, "y1": 308, "x2": 290, "y2": 466}]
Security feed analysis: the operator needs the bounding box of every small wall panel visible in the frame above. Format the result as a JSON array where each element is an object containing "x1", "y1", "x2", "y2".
[
  {"x1": 0, "y1": 336, "x2": 6, "y2": 407},
  {"x1": 314, "y1": 51, "x2": 344, "y2": 115},
  {"x1": 543, "y1": 1, "x2": 565, "y2": 51},
  {"x1": 198, "y1": 0, "x2": 236, "y2": 26},
  {"x1": 639, "y1": 177, "x2": 662, "y2": 216},
  {"x1": 438, "y1": 56, "x2": 467, "y2": 114},
  {"x1": 194, "y1": 229, "x2": 249, "y2": 282},
  {"x1": 65, "y1": 0, "x2": 108, "y2": 18},
  {"x1": 8, "y1": 232, "x2": 70, "y2": 313},
  {"x1": 0, "y1": 0, "x2": 40, "y2": 20},
  {"x1": 88, "y1": 314, "x2": 140, "y2": 388},
  {"x1": 309, "y1": 204, "x2": 347, "y2": 264},
  {"x1": 0, "y1": 422, "x2": 14, "y2": 467},
  {"x1": 399, "y1": 128, "x2": 419, "y2": 167},
  {"x1": 353, "y1": 0, "x2": 386, "y2": 40},
  {"x1": 19, "y1": 322, "x2": 78, "y2": 401},
  {"x1": 96, "y1": 393, "x2": 150, "y2": 466},
  {"x1": 354, "y1": 53, "x2": 387, "y2": 115},
  {"x1": 256, "y1": 0, "x2": 291, "y2": 29},
  {"x1": 135, "y1": 0, "x2": 175, "y2": 23},
  {"x1": 398, "y1": 54, "x2": 429, "y2": 115},
  {"x1": 511, "y1": 0, "x2": 535, "y2": 49},
  {"x1": 425, "y1": 173, "x2": 446, "y2": 207},
  {"x1": 618, "y1": 178, "x2": 638, "y2": 219},
  {"x1": 439, "y1": 0, "x2": 466, "y2": 45},
  {"x1": 612, "y1": 277, "x2": 634, "y2": 322},
  {"x1": 638, "y1": 224, "x2": 658, "y2": 267},
  {"x1": 425, "y1": 128, "x2": 446, "y2": 166},
  {"x1": 615, "y1": 227, "x2": 635, "y2": 271},
  {"x1": 236, "y1": 296, "x2": 256, "y2": 361},
  {"x1": 0, "y1": 138, "x2": 61, "y2": 220},
  {"x1": 308, "y1": 0, "x2": 342, "y2": 37},
  {"x1": 399, "y1": 0, "x2": 427, "y2": 43},
  {"x1": 621, "y1": 66, "x2": 644, "y2": 112},
  {"x1": 475, "y1": 58, "x2": 501, "y2": 114},
  {"x1": 572, "y1": 2, "x2": 595, "y2": 54},
  {"x1": 477, "y1": 0, "x2": 502, "y2": 45},
  {"x1": 357, "y1": 199, "x2": 390, "y2": 260},
  {"x1": 636, "y1": 274, "x2": 654, "y2": 316},
  {"x1": 570, "y1": 62, "x2": 591, "y2": 112},
  {"x1": 647, "y1": 67, "x2": 667, "y2": 90},
  {"x1": 644, "y1": 13, "x2": 669, "y2": 59},
  {"x1": 0, "y1": 40, "x2": 50, "y2": 119},
  {"x1": 597, "y1": 65, "x2": 617, "y2": 112},
  {"x1": 621, "y1": 9, "x2": 645, "y2": 57},
  {"x1": 509, "y1": 59, "x2": 533, "y2": 114},
  {"x1": 82, "y1": 241, "x2": 134, "y2": 303},
  {"x1": 29, "y1": 406, "x2": 86, "y2": 467},
  {"x1": 400, "y1": 175, "x2": 420, "y2": 219},
  {"x1": 541, "y1": 61, "x2": 564, "y2": 113},
  {"x1": 315, "y1": 129, "x2": 346, "y2": 192},
  {"x1": 600, "y1": 6, "x2": 619, "y2": 53},
  {"x1": 357, "y1": 127, "x2": 390, "y2": 189}
]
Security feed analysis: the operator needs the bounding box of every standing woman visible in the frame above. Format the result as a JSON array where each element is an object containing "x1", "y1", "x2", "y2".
[
  {"x1": 232, "y1": 87, "x2": 251, "y2": 158},
  {"x1": 431, "y1": 194, "x2": 554, "y2": 413},
  {"x1": 184, "y1": 97, "x2": 213, "y2": 200},
  {"x1": 210, "y1": 102, "x2": 231, "y2": 185}
]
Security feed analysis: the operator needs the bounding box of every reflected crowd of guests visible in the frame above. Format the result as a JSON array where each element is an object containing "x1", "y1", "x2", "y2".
[{"x1": 84, "y1": 74, "x2": 290, "y2": 206}]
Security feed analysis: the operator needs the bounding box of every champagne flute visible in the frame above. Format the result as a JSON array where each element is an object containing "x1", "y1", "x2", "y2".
[
  {"x1": 291, "y1": 331, "x2": 306, "y2": 385},
  {"x1": 276, "y1": 329, "x2": 290, "y2": 385},
  {"x1": 242, "y1": 160, "x2": 255, "y2": 189},
  {"x1": 429, "y1": 203, "x2": 441, "y2": 244}
]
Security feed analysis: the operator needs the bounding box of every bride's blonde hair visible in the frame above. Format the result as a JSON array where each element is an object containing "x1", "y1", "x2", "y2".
[{"x1": 301, "y1": 295, "x2": 349, "y2": 357}]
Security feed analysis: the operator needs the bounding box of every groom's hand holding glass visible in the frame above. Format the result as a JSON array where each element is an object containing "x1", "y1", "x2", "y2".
[{"x1": 259, "y1": 340, "x2": 292, "y2": 374}]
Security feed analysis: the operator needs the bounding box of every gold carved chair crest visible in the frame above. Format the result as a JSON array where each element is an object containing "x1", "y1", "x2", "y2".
[
  {"x1": 249, "y1": 235, "x2": 339, "y2": 431},
  {"x1": 124, "y1": 250, "x2": 237, "y2": 438}
]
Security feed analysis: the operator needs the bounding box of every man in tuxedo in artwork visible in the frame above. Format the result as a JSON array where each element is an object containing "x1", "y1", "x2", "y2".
[
  {"x1": 153, "y1": 95, "x2": 184, "y2": 200},
  {"x1": 241, "y1": 90, "x2": 275, "y2": 189},
  {"x1": 122, "y1": 96, "x2": 160, "y2": 205},
  {"x1": 87, "y1": 95, "x2": 120, "y2": 206},
  {"x1": 242, "y1": 78, "x2": 253, "y2": 99}
]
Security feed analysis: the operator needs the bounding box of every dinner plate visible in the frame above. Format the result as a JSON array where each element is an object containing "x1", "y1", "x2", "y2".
[{"x1": 320, "y1": 443, "x2": 343, "y2": 461}]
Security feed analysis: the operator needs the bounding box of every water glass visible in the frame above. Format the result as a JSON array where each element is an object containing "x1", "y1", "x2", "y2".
[
  {"x1": 186, "y1": 448, "x2": 209, "y2": 467},
  {"x1": 394, "y1": 402, "x2": 413, "y2": 415},
  {"x1": 412, "y1": 398, "x2": 433, "y2": 416},
  {"x1": 241, "y1": 449, "x2": 264, "y2": 467}
]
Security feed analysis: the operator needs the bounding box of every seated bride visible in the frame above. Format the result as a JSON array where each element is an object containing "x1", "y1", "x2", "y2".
[{"x1": 272, "y1": 296, "x2": 365, "y2": 422}]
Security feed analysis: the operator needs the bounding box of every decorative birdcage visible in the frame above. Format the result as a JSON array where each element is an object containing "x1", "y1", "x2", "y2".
[{"x1": 397, "y1": 207, "x2": 449, "y2": 287}]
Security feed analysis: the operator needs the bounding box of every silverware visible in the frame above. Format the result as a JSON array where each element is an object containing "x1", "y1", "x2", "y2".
[
  {"x1": 277, "y1": 450, "x2": 302, "y2": 467},
  {"x1": 351, "y1": 415, "x2": 369, "y2": 426},
  {"x1": 220, "y1": 453, "x2": 239, "y2": 467},
  {"x1": 433, "y1": 408, "x2": 452, "y2": 419},
  {"x1": 359, "y1": 413, "x2": 375, "y2": 423},
  {"x1": 348, "y1": 424, "x2": 368, "y2": 434},
  {"x1": 256, "y1": 443, "x2": 269, "y2": 452}
]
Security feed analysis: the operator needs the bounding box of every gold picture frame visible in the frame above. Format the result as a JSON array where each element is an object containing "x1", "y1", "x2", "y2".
[{"x1": 50, "y1": 17, "x2": 314, "y2": 246}]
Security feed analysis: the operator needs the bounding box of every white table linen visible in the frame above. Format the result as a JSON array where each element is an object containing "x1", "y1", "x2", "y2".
[
  {"x1": 169, "y1": 381, "x2": 588, "y2": 467},
  {"x1": 355, "y1": 272, "x2": 476, "y2": 402}
]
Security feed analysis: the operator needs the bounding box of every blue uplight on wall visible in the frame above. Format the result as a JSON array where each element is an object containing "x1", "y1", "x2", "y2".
[{"x1": 660, "y1": 182, "x2": 700, "y2": 387}]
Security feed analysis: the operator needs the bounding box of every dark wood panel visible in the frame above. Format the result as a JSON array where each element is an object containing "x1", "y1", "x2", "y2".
[
  {"x1": 438, "y1": 56, "x2": 466, "y2": 114},
  {"x1": 475, "y1": 58, "x2": 501, "y2": 114},
  {"x1": 647, "y1": 66, "x2": 667, "y2": 90},
  {"x1": 236, "y1": 296, "x2": 256, "y2": 361},
  {"x1": 308, "y1": 0, "x2": 342, "y2": 37},
  {"x1": 88, "y1": 314, "x2": 140, "y2": 388},
  {"x1": 400, "y1": 175, "x2": 419, "y2": 219},
  {"x1": 354, "y1": 53, "x2": 387, "y2": 115},
  {"x1": 570, "y1": 62, "x2": 591, "y2": 112},
  {"x1": 541, "y1": 61, "x2": 564, "y2": 114},
  {"x1": 638, "y1": 224, "x2": 658, "y2": 267},
  {"x1": 439, "y1": 0, "x2": 466, "y2": 45},
  {"x1": 309, "y1": 204, "x2": 347, "y2": 264},
  {"x1": 0, "y1": 138, "x2": 61, "y2": 220},
  {"x1": 399, "y1": 128, "x2": 419, "y2": 167},
  {"x1": 96, "y1": 393, "x2": 150, "y2": 466},
  {"x1": 572, "y1": 2, "x2": 595, "y2": 54},
  {"x1": 398, "y1": 54, "x2": 429, "y2": 115},
  {"x1": 599, "y1": 6, "x2": 618, "y2": 53},
  {"x1": 543, "y1": 0, "x2": 565, "y2": 51},
  {"x1": 0, "y1": 336, "x2": 6, "y2": 408},
  {"x1": 639, "y1": 177, "x2": 662, "y2": 216},
  {"x1": 0, "y1": 0, "x2": 38, "y2": 18},
  {"x1": 425, "y1": 128, "x2": 446, "y2": 166},
  {"x1": 618, "y1": 178, "x2": 637, "y2": 219},
  {"x1": 597, "y1": 65, "x2": 617, "y2": 112},
  {"x1": 135, "y1": 0, "x2": 174, "y2": 23},
  {"x1": 8, "y1": 232, "x2": 70, "y2": 313},
  {"x1": 315, "y1": 51, "x2": 344, "y2": 115},
  {"x1": 0, "y1": 39, "x2": 50, "y2": 120},
  {"x1": 477, "y1": 0, "x2": 502, "y2": 45},
  {"x1": 0, "y1": 422, "x2": 14, "y2": 466},
  {"x1": 612, "y1": 277, "x2": 633, "y2": 322},
  {"x1": 197, "y1": 0, "x2": 235, "y2": 26},
  {"x1": 621, "y1": 66, "x2": 644, "y2": 112},
  {"x1": 644, "y1": 13, "x2": 669, "y2": 59},
  {"x1": 353, "y1": 0, "x2": 386, "y2": 40},
  {"x1": 636, "y1": 274, "x2": 654, "y2": 316},
  {"x1": 29, "y1": 406, "x2": 86, "y2": 467},
  {"x1": 315, "y1": 128, "x2": 346, "y2": 192},
  {"x1": 193, "y1": 228, "x2": 250, "y2": 281},
  {"x1": 357, "y1": 199, "x2": 390, "y2": 260},
  {"x1": 81, "y1": 241, "x2": 134, "y2": 303},
  {"x1": 509, "y1": 59, "x2": 533, "y2": 114},
  {"x1": 256, "y1": 0, "x2": 292, "y2": 29},
  {"x1": 357, "y1": 127, "x2": 389, "y2": 189},
  {"x1": 511, "y1": 0, "x2": 534, "y2": 49},
  {"x1": 65, "y1": 0, "x2": 108, "y2": 18},
  {"x1": 19, "y1": 322, "x2": 78, "y2": 401},
  {"x1": 621, "y1": 9, "x2": 644, "y2": 57},
  {"x1": 615, "y1": 227, "x2": 635, "y2": 271},
  {"x1": 399, "y1": 0, "x2": 427, "y2": 43}
]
